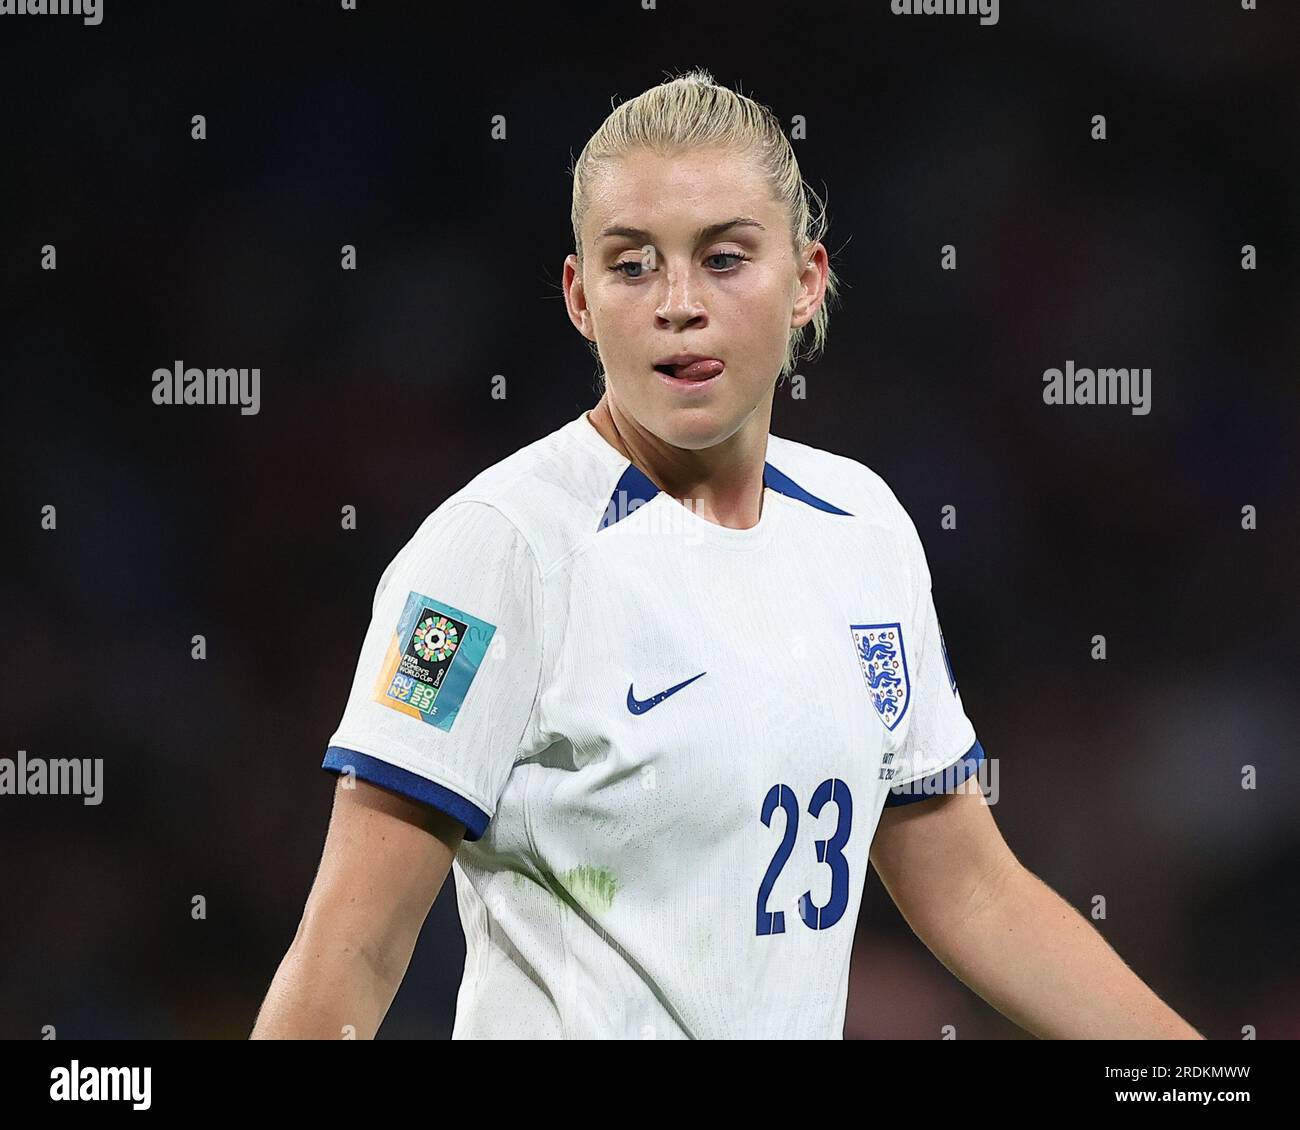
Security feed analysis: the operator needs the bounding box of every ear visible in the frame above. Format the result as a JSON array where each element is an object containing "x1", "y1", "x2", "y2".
[
  {"x1": 562, "y1": 252, "x2": 596, "y2": 341},
  {"x1": 790, "y1": 242, "x2": 829, "y2": 329}
]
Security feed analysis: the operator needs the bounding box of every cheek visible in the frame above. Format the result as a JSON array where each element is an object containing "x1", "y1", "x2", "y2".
[
  {"x1": 590, "y1": 290, "x2": 643, "y2": 345},
  {"x1": 730, "y1": 276, "x2": 796, "y2": 342}
]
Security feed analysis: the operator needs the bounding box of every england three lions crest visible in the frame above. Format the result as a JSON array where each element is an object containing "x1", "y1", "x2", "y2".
[{"x1": 850, "y1": 622, "x2": 911, "y2": 731}]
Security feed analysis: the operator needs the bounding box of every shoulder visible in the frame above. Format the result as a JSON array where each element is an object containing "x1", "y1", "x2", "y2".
[
  {"x1": 404, "y1": 414, "x2": 627, "y2": 575},
  {"x1": 766, "y1": 429, "x2": 936, "y2": 614},
  {"x1": 766, "y1": 429, "x2": 918, "y2": 541}
]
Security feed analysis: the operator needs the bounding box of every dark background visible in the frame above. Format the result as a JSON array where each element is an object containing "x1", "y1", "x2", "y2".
[{"x1": 2, "y1": 1, "x2": 1297, "y2": 1039}]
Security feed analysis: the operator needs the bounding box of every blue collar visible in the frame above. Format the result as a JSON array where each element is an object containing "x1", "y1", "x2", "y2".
[{"x1": 598, "y1": 460, "x2": 852, "y2": 531}]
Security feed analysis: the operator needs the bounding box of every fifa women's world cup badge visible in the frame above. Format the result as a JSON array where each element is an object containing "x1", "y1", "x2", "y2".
[
  {"x1": 372, "y1": 591, "x2": 497, "y2": 731},
  {"x1": 849, "y1": 623, "x2": 911, "y2": 731}
]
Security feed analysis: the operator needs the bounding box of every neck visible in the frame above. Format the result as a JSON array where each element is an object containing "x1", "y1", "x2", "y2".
[{"x1": 586, "y1": 389, "x2": 773, "y2": 530}]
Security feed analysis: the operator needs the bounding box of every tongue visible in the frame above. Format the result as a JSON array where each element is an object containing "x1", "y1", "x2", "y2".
[{"x1": 674, "y1": 359, "x2": 724, "y2": 381}]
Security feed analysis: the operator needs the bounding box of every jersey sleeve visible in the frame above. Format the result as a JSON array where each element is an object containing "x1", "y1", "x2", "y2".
[
  {"x1": 321, "y1": 499, "x2": 544, "y2": 840},
  {"x1": 882, "y1": 513, "x2": 984, "y2": 807}
]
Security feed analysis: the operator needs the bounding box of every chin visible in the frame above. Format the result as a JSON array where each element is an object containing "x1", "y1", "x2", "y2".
[{"x1": 651, "y1": 405, "x2": 738, "y2": 450}]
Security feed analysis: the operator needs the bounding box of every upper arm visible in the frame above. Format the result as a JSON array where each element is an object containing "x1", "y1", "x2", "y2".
[
  {"x1": 869, "y1": 781, "x2": 1019, "y2": 945},
  {"x1": 300, "y1": 776, "x2": 465, "y2": 985},
  {"x1": 301, "y1": 498, "x2": 542, "y2": 989},
  {"x1": 320, "y1": 499, "x2": 545, "y2": 842}
]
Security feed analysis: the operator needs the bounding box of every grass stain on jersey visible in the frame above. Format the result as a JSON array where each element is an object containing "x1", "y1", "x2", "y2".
[{"x1": 559, "y1": 864, "x2": 620, "y2": 915}]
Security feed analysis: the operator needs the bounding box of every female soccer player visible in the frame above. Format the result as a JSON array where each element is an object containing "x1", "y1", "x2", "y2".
[{"x1": 253, "y1": 69, "x2": 1202, "y2": 1040}]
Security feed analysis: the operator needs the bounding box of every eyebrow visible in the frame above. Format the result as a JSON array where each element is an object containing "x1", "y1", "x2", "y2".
[{"x1": 596, "y1": 216, "x2": 767, "y2": 245}]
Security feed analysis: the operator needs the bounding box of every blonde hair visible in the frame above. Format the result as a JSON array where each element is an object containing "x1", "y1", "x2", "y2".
[{"x1": 570, "y1": 67, "x2": 841, "y2": 384}]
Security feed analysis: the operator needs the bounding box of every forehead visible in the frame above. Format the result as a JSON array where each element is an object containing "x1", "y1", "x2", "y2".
[{"x1": 584, "y1": 145, "x2": 780, "y2": 235}]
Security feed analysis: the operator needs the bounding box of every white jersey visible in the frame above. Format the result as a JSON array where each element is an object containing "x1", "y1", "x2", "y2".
[{"x1": 323, "y1": 408, "x2": 982, "y2": 1038}]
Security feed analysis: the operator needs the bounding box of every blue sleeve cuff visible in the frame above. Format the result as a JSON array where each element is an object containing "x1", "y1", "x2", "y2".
[
  {"x1": 884, "y1": 738, "x2": 985, "y2": 807},
  {"x1": 321, "y1": 746, "x2": 491, "y2": 841}
]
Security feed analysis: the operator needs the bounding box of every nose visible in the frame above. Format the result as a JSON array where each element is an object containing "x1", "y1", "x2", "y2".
[{"x1": 655, "y1": 258, "x2": 708, "y2": 331}]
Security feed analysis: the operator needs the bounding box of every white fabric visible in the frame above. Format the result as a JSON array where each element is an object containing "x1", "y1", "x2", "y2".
[{"x1": 325, "y1": 410, "x2": 978, "y2": 1038}]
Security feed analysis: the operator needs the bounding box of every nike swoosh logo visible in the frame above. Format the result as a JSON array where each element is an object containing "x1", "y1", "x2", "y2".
[{"x1": 626, "y1": 671, "x2": 707, "y2": 715}]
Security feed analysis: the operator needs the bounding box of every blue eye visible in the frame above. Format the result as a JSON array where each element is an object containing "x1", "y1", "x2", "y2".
[
  {"x1": 609, "y1": 251, "x2": 750, "y2": 278},
  {"x1": 705, "y1": 251, "x2": 750, "y2": 270}
]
